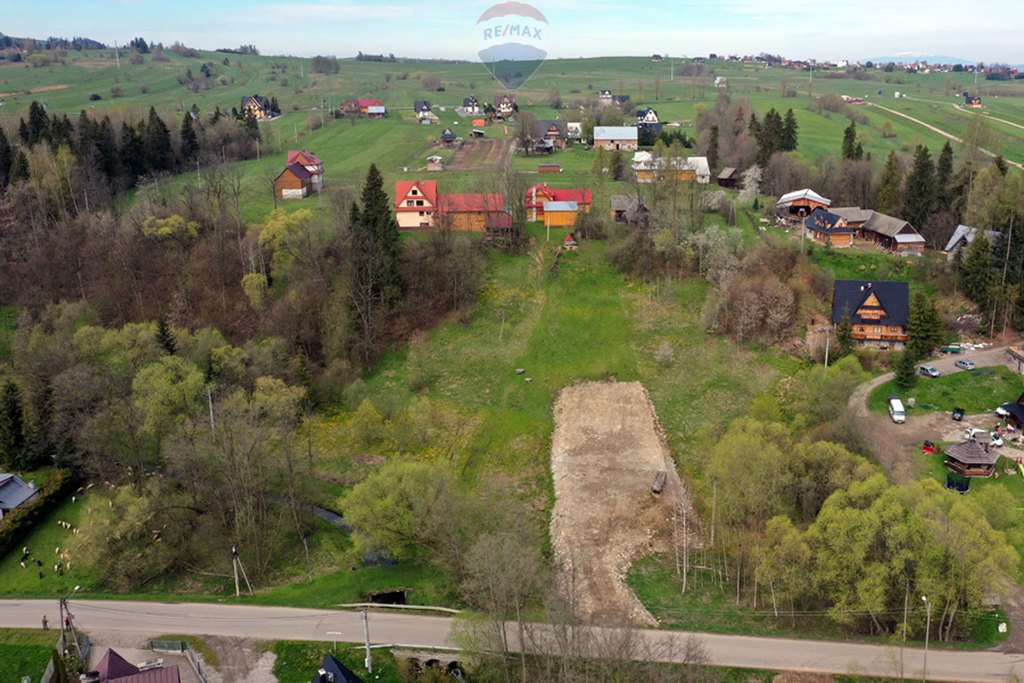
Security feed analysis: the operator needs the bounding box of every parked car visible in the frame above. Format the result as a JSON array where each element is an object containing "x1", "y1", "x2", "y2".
[
  {"x1": 919, "y1": 364, "x2": 941, "y2": 378},
  {"x1": 888, "y1": 397, "x2": 906, "y2": 424},
  {"x1": 952, "y1": 407, "x2": 965, "y2": 421},
  {"x1": 955, "y1": 358, "x2": 977, "y2": 370}
]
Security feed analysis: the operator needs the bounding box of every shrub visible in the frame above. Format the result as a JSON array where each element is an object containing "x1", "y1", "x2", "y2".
[
  {"x1": 0, "y1": 468, "x2": 79, "y2": 559},
  {"x1": 88, "y1": 93, "x2": 102, "y2": 101}
]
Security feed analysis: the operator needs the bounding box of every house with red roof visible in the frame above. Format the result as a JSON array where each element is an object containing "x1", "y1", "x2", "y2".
[
  {"x1": 286, "y1": 150, "x2": 323, "y2": 191},
  {"x1": 92, "y1": 648, "x2": 181, "y2": 682},
  {"x1": 525, "y1": 183, "x2": 593, "y2": 222},
  {"x1": 342, "y1": 98, "x2": 384, "y2": 116},
  {"x1": 395, "y1": 180, "x2": 439, "y2": 229}
]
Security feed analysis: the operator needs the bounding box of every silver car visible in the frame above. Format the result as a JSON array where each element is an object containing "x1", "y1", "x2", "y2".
[
  {"x1": 955, "y1": 359, "x2": 976, "y2": 370},
  {"x1": 919, "y1": 364, "x2": 941, "y2": 378}
]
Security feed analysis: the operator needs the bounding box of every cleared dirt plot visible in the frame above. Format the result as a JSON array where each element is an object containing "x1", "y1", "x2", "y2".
[
  {"x1": 445, "y1": 138, "x2": 514, "y2": 171},
  {"x1": 550, "y1": 380, "x2": 699, "y2": 626}
]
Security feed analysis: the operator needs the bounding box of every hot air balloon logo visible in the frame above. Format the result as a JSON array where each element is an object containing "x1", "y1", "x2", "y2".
[{"x1": 476, "y1": 2, "x2": 549, "y2": 90}]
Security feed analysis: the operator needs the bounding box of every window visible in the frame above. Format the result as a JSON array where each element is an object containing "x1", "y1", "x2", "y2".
[
  {"x1": 411, "y1": 188, "x2": 418, "y2": 195},
  {"x1": 875, "y1": 327, "x2": 882, "y2": 333},
  {"x1": 419, "y1": 211, "x2": 425, "y2": 216},
  {"x1": 416, "y1": 200, "x2": 424, "y2": 206},
  {"x1": 406, "y1": 200, "x2": 414, "y2": 207}
]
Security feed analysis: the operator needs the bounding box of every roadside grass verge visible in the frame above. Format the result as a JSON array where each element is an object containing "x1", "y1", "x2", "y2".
[
  {"x1": 868, "y1": 365, "x2": 1024, "y2": 414},
  {"x1": 0, "y1": 628, "x2": 55, "y2": 683},
  {"x1": 272, "y1": 640, "x2": 402, "y2": 683}
]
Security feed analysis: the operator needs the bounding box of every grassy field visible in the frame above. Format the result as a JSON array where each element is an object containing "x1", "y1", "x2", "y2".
[
  {"x1": 0, "y1": 628, "x2": 55, "y2": 683},
  {"x1": 272, "y1": 640, "x2": 402, "y2": 683},
  {"x1": 868, "y1": 365, "x2": 1024, "y2": 414}
]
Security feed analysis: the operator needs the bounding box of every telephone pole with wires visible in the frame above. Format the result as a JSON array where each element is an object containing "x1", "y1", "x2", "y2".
[{"x1": 231, "y1": 545, "x2": 253, "y2": 597}]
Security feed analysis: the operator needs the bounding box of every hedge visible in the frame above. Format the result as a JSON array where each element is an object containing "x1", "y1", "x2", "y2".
[{"x1": 0, "y1": 468, "x2": 79, "y2": 560}]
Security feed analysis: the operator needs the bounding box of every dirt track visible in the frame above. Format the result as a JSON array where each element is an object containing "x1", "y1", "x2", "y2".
[
  {"x1": 446, "y1": 138, "x2": 514, "y2": 171},
  {"x1": 550, "y1": 381, "x2": 699, "y2": 626}
]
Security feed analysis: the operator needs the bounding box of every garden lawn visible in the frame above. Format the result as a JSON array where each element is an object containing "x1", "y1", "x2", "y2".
[
  {"x1": 272, "y1": 640, "x2": 402, "y2": 683},
  {"x1": 869, "y1": 365, "x2": 1024, "y2": 414},
  {"x1": 0, "y1": 629, "x2": 55, "y2": 683}
]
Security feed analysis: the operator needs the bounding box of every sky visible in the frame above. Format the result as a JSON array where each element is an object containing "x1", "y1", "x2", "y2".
[{"x1": 3, "y1": 0, "x2": 1021, "y2": 65}]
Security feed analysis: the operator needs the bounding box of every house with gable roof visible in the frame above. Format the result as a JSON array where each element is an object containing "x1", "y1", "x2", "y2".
[
  {"x1": 0, "y1": 473, "x2": 39, "y2": 519},
  {"x1": 287, "y1": 150, "x2": 323, "y2": 191},
  {"x1": 241, "y1": 94, "x2": 273, "y2": 119},
  {"x1": 804, "y1": 208, "x2": 854, "y2": 248},
  {"x1": 594, "y1": 126, "x2": 639, "y2": 151},
  {"x1": 395, "y1": 180, "x2": 439, "y2": 229},
  {"x1": 525, "y1": 183, "x2": 593, "y2": 222},
  {"x1": 831, "y1": 280, "x2": 909, "y2": 349}
]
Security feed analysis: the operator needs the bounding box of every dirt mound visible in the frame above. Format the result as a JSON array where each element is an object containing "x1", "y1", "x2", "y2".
[{"x1": 550, "y1": 380, "x2": 699, "y2": 626}]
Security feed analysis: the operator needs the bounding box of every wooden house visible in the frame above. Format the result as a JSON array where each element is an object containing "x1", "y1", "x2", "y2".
[
  {"x1": 831, "y1": 280, "x2": 909, "y2": 350},
  {"x1": 534, "y1": 120, "x2": 568, "y2": 150},
  {"x1": 394, "y1": 180, "x2": 438, "y2": 229},
  {"x1": 831, "y1": 207, "x2": 926, "y2": 256},
  {"x1": 286, "y1": 150, "x2": 323, "y2": 191},
  {"x1": 610, "y1": 195, "x2": 649, "y2": 228},
  {"x1": 804, "y1": 208, "x2": 854, "y2": 248},
  {"x1": 525, "y1": 183, "x2": 593, "y2": 221},
  {"x1": 494, "y1": 94, "x2": 515, "y2": 120},
  {"x1": 945, "y1": 439, "x2": 998, "y2": 478},
  {"x1": 543, "y1": 201, "x2": 579, "y2": 228},
  {"x1": 594, "y1": 126, "x2": 638, "y2": 151},
  {"x1": 717, "y1": 167, "x2": 740, "y2": 189},
  {"x1": 241, "y1": 94, "x2": 272, "y2": 119},
  {"x1": 274, "y1": 163, "x2": 314, "y2": 199},
  {"x1": 437, "y1": 193, "x2": 506, "y2": 231},
  {"x1": 631, "y1": 152, "x2": 710, "y2": 183},
  {"x1": 343, "y1": 98, "x2": 383, "y2": 116},
  {"x1": 776, "y1": 188, "x2": 831, "y2": 220}
]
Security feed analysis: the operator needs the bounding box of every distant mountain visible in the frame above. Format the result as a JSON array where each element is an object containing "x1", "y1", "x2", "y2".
[{"x1": 864, "y1": 53, "x2": 975, "y2": 65}]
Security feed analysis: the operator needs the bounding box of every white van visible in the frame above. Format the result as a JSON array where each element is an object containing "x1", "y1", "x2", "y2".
[{"x1": 888, "y1": 398, "x2": 906, "y2": 424}]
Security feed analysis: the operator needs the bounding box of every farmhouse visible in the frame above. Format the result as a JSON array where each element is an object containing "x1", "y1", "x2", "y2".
[
  {"x1": 462, "y1": 95, "x2": 481, "y2": 114},
  {"x1": 944, "y1": 224, "x2": 1002, "y2": 260},
  {"x1": 274, "y1": 163, "x2": 314, "y2": 200},
  {"x1": 414, "y1": 100, "x2": 437, "y2": 123},
  {"x1": 525, "y1": 183, "x2": 593, "y2": 221},
  {"x1": 395, "y1": 179, "x2": 438, "y2": 229},
  {"x1": 636, "y1": 107, "x2": 662, "y2": 134},
  {"x1": 631, "y1": 152, "x2": 710, "y2": 183},
  {"x1": 594, "y1": 126, "x2": 639, "y2": 151},
  {"x1": 286, "y1": 150, "x2": 323, "y2": 191},
  {"x1": 830, "y1": 207, "x2": 926, "y2": 256},
  {"x1": 437, "y1": 193, "x2": 506, "y2": 231},
  {"x1": 534, "y1": 119, "x2": 568, "y2": 150},
  {"x1": 343, "y1": 98, "x2": 383, "y2": 116},
  {"x1": 776, "y1": 188, "x2": 831, "y2": 220},
  {"x1": 831, "y1": 280, "x2": 909, "y2": 350},
  {"x1": 0, "y1": 473, "x2": 39, "y2": 520},
  {"x1": 804, "y1": 208, "x2": 854, "y2": 248},
  {"x1": 241, "y1": 94, "x2": 273, "y2": 119}
]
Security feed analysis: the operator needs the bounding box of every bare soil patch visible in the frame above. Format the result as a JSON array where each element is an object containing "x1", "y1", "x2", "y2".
[
  {"x1": 446, "y1": 138, "x2": 514, "y2": 171},
  {"x1": 0, "y1": 84, "x2": 69, "y2": 97},
  {"x1": 550, "y1": 380, "x2": 699, "y2": 626}
]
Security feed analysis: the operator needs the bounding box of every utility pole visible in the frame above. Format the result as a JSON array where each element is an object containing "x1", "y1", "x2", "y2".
[
  {"x1": 922, "y1": 595, "x2": 931, "y2": 682},
  {"x1": 231, "y1": 546, "x2": 253, "y2": 597},
  {"x1": 114, "y1": 41, "x2": 120, "y2": 70},
  {"x1": 361, "y1": 608, "x2": 373, "y2": 673},
  {"x1": 824, "y1": 328, "x2": 831, "y2": 367},
  {"x1": 900, "y1": 584, "x2": 909, "y2": 681}
]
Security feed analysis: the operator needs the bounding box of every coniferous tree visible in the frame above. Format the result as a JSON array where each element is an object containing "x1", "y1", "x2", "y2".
[
  {"x1": 0, "y1": 381, "x2": 28, "y2": 469},
  {"x1": 26, "y1": 100, "x2": 50, "y2": 146},
  {"x1": 993, "y1": 155, "x2": 1009, "y2": 176},
  {"x1": 707, "y1": 124, "x2": 720, "y2": 175},
  {"x1": 180, "y1": 113, "x2": 199, "y2": 161},
  {"x1": 0, "y1": 126, "x2": 12, "y2": 189},
  {"x1": 349, "y1": 164, "x2": 403, "y2": 364},
  {"x1": 841, "y1": 120, "x2": 862, "y2": 160},
  {"x1": 780, "y1": 108, "x2": 799, "y2": 152},
  {"x1": 95, "y1": 116, "x2": 120, "y2": 179},
  {"x1": 144, "y1": 107, "x2": 174, "y2": 171},
  {"x1": 876, "y1": 150, "x2": 903, "y2": 215},
  {"x1": 30, "y1": 381, "x2": 55, "y2": 466},
  {"x1": 906, "y1": 290, "x2": 946, "y2": 361},
  {"x1": 904, "y1": 145, "x2": 936, "y2": 229},
  {"x1": 209, "y1": 106, "x2": 224, "y2": 125},
  {"x1": 9, "y1": 150, "x2": 30, "y2": 183},
  {"x1": 748, "y1": 112, "x2": 760, "y2": 139},
  {"x1": 893, "y1": 351, "x2": 918, "y2": 392},
  {"x1": 156, "y1": 318, "x2": 178, "y2": 355},
  {"x1": 120, "y1": 121, "x2": 146, "y2": 179},
  {"x1": 959, "y1": 235, "x2": 997, "y2": 309},
  {"x1": 756, "y1": 108, "x2": 784, "y2": 167},
  {"x1": 935, "y1": 140, "x2": 954, "y2": 208},
  {"x1": 17, "y1": 118, "x2": 30, "y2": 146},
  {"x1": 49, "y1": 114, "x2": 73, "y2": 149},
  {"x1": 836, "y1": 317, "x2": 856, "y2": 360}
]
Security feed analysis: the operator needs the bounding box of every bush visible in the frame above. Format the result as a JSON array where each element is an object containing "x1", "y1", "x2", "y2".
[
  {"x1": 0, "y1": 468, "x2": 79, "y2": 559},
  {"x1": 88, "y1": 93, "x2": 102, "y2": 101}
]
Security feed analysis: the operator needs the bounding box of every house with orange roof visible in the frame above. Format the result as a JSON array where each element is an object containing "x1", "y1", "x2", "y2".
[
  {"x1": 525, "y1": 183, "x2": 592, "y2": 222},
  {"x1": 286, "y1": 150, "x2": 323, "y2": 191},
  {"x1": 395, "y1": 180, "x2": 439, "y2": 229},
  {"x1": 342, "y1": 98, "x2": 384, "y2": 116},
  {"x1": 437, "y1": 193, "x2": 506, "y2": 231}
]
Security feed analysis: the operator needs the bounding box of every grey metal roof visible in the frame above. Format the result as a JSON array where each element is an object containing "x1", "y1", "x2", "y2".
[
  {"x1": 544, "y1": 201, "x2": 579, "y2": 211},
  {"x1": 594, "y1": 126, "x2": 638, "y2": 141},
  {"x1": 0, "y1": 474, "x2": 38, "y2": 511}
]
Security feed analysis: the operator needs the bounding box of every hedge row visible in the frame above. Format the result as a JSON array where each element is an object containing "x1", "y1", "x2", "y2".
[{"x1": 0, "y1": 468, "x2": 79, "y2": 560}]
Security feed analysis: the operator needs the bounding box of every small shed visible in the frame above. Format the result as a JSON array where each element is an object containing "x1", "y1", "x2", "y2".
[
  {"x1": 471, "y1": 128, "x2": 485, "y2": 138},
  {"x1": 945, "y1": 440, "x2": 998, "y2": 478},
  {"x1": 543, "y1": 201, "x2": 579, "y2": 228},
  {"x1": 439, "y1": 128, "x2": 458, "y2": 146},
  {"x1": 367, "y1": 105, "x2": 387, "y2": 118},
  {"x1": 563, "y1": 232, "x2": 579, "y2": 250},
  {"x1": 426, "y1": 155, "x2": 444, "y2": 172},
  {"x1": 717, "y1": 167, "x2": 740, "y2": 189}
]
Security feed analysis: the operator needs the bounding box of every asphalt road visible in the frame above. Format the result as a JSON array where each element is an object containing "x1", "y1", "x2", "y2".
[{"x1": 2, "y1": 599, "x2": 1024, "y2": 681}]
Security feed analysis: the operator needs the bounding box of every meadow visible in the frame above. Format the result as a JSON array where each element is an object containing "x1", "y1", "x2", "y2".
[{"x1": 868, "y1": 364, "x2": 1024, "y2": 414}]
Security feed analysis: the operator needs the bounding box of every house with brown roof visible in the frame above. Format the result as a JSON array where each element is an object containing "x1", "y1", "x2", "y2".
[
  {"x1": 286, "y1": 150, "x2": 323, "y2": 191},
  {"x1": 717, "y1": 167, "x2": 740, "y2": 189},
  {"x1": 533, "y1": 120, "x2": 568, "y2": 150},
  {"x1": 945, "y1": 439, "x2": 998, "y2": 477},
  {"x1": 395, "y1": 180, "x2": 438, "y2": 229},
  {"x1": 830, "y1": 207, "x2": 926, "y2": 256},
  {"x1": 275, "y1": 163, "x2": 314, "y2": 200}
]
